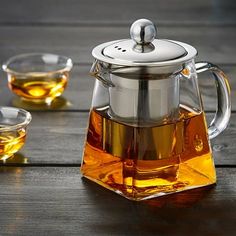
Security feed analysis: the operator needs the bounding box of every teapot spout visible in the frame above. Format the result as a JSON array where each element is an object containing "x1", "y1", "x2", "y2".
[{"x1": 90, "y1": 60, "x2": 114, "y2": 87}]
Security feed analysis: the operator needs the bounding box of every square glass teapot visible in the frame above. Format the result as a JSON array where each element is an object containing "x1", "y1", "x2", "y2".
[{"x1": 81, "y1": 19, "x2": 231, "y2": 201}]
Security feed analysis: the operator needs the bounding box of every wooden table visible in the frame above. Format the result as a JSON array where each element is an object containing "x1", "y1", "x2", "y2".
[{"x1": 0, "y1": 1, "x2": 235, "y2": 235}]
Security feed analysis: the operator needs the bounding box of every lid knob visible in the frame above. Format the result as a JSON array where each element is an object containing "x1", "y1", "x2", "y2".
[
  {"x1": 130, "y1": 19, "x2": 157, "y2": 53},
  {"x1": 93, "y1": 18, "x2": 196, "y2": 67}
]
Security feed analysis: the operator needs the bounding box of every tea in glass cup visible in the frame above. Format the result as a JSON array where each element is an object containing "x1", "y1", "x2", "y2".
[
  {"x1": 0, "y1": 107, "x2": 31, "y2": 160},
  {"x1": 2, "y1": 53, "x2": 73, "y2": 104}
]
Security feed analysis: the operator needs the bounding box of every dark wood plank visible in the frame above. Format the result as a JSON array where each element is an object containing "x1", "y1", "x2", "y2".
[
  {"x1": 12, "y1": 112, "x2": 88, "y2": 165},
  {"x1": 0, "y1": 112, "x2": 235, "y2": 165},
  {"x1": 0, "y1": 0, "x2": 235, "y2": 25},
  {"x1": 0, "y1": 167, "x2": 235, "y2": 236},
  {"x1": 0, "y1": 64, "x2": 235, "y2": 111},
  {"x1": 0, "y1": 25, "x2": 235, "y2": 64}
]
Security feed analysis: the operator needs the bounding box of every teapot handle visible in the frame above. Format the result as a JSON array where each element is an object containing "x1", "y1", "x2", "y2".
[{"x1": 195, "y1": 62, "x2": 231, "y2": 139}]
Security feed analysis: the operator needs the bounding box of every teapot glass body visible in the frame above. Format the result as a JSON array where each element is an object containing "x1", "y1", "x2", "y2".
[{"x1": 81, "y1": 59, "x2": 230, "y2": 200}]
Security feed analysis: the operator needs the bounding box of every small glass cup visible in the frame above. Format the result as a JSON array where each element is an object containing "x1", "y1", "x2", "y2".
[
  {"x1": 0, "y1": 107, "x2": 31, "y2": 160},
  {"x1": 2, "y1": 53, "x2": 73, "y2": 104}
]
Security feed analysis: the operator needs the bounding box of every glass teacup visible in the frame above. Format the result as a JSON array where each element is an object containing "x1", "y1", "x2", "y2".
[
  {"x1": 2, "y1": 53, "x2": 73, "y2": 104},
  {"x1": 0, "y1": 107, "x2": 31, "y2": 160}
]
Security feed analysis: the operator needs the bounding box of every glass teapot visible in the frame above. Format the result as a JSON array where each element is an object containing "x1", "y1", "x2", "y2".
[{"x1": 81, "y1": 19, "x2": 231, "y2": 201}]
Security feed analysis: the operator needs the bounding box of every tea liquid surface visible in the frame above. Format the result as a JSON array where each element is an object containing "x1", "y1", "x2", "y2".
[
  {"x1": 0, "y1": 128, "x2": 26, "y2": 160},
  {"x1": 81, "y1": 106, "x2": 216, "y2": 200},
  {"x1": 8, "y1": 72, "x2": 68, "y2": 103}
]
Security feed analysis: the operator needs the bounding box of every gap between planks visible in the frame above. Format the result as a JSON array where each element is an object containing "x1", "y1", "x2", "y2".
[{"x1": 0, "y1": 22, "x2": 236, "y2": 27}]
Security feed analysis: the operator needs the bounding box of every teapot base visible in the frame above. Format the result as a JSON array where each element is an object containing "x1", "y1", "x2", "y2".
[
  {"x1": 82, "y1": 174, "x2": 215, "y2": 201},
  {"x1": 81, "y1": 144, "x2": 216, "y2": 201}
]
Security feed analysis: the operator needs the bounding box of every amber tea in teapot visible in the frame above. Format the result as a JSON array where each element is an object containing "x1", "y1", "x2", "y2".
[
  {"x1": 81, "y1": 19, "x2": 231, "y2": 200},
  {"x1": 83, "y1": 106, "x2": 216, "y2": 199}
]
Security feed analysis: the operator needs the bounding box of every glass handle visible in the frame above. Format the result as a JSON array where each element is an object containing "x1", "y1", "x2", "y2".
[{"x1": 195, "y1": 62, "x2": 231, "y2": 139}]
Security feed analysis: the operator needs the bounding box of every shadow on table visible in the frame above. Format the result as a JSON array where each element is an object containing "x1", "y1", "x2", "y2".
[
  {"x1": 0, "y1": 153, "x2": 28, "y2": 165},
  {"x1": 11, "y1": 96, "x2": 72, "y2": 110},
  {"x1": 81, "y1": 177, "x2": 233, "y2": 236}
]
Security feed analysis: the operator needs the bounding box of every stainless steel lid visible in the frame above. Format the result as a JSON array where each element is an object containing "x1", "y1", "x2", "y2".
[{"x1": 92, "y1": 19, "x2": 197, "y2": 67}]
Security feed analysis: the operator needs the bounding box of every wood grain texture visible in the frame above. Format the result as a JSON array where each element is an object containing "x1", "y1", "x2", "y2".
[
  {"x1": 7, "y1": 112, "x2": 88, "y2": 165},
  {"x1": 0, "y1": 25, "x2": 235, "y2": 64},
  {"x1": 0, "y1": 167, "x2": 235, "y2": 236},
  {"x1": 0, "y1": 0, "x2": 235, "y2": 25},
  {"x1": 0, "y1": 64, "x2": 235, "y2": 111},
  {"x1": 0, "y1": 112, "x2": 234, "y2": 165}
]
